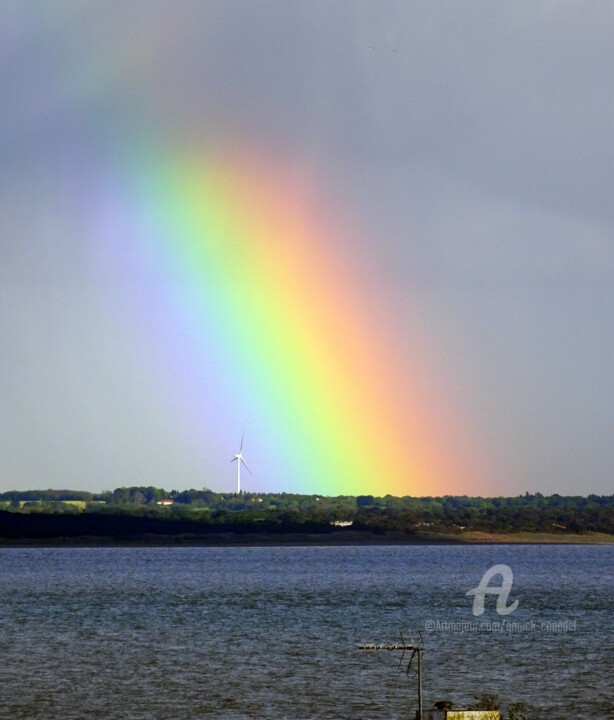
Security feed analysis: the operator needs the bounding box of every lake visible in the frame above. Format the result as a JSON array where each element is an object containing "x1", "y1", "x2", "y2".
[{"x1": 0, "y1": 544, "x2": 612, "y2": 718}]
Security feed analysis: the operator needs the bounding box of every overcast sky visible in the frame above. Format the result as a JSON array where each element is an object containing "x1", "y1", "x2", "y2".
[{"x1": 1, "y1": 1, "x2": 613, "y2": 495}]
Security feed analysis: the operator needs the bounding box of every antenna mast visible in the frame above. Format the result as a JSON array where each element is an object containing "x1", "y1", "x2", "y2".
[{"x1": 357, "y1": 630, "x2": 424, "y2": 720}]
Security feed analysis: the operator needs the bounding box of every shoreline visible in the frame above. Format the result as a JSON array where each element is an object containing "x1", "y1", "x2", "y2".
[{"x1": 1, "y1": 530, "x2": 612, "y2": 548}]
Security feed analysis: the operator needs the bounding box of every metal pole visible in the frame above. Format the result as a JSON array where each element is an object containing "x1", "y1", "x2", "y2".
[
  {"x1": 355, "y1": 638, "x2": 424, "y2": 719},
  {"x1": 417, "y1": 648, "x2": 423, "y2": 720}
]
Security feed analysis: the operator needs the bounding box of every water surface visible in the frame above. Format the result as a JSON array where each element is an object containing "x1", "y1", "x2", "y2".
[{"x1": 0, "y1": 545, "x2": 611, "y2": 718}]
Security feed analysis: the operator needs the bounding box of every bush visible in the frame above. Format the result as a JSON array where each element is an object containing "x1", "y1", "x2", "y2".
[{"x1": 474, "y1": 693, "x2": 500, "y2": 710}]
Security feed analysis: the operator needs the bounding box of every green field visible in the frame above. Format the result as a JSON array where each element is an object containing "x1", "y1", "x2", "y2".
[{"x1": 0, "y1": 499, "x2": 103, "y2": 509}]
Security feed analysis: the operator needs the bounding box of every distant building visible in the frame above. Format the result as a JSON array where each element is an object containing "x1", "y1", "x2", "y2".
[
  {"x1": 156, "y1": 499, "x2": 174, "y2": 506},
  {"x1": 330, "y1": 520, "x2": 353, "y2": 527}
]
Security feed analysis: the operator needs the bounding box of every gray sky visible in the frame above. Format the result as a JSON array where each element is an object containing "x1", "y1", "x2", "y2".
[{"x1": 1, "y1": 1, "x2": 613, "y2": 495}]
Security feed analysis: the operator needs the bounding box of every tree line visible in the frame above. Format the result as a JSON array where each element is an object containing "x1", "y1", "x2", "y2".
[{"x1": 0, "y1": 488, "x2": 613, "y2": 535}]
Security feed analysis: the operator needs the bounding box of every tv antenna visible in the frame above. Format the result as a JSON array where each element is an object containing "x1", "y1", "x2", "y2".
[
  {"x1": 357, "y1": 629, "x2": 425, "y2": 720},
  {"x1": 230, "y1": 431, "x2": 252, "y2": 494}
]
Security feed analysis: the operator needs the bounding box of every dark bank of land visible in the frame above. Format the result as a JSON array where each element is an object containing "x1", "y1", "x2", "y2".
[
  {"x1": 2, "y1": 530, "x2": 613, "y2": 548},
  {"x1": 1, "y1": 488, "x2": 613, "y2": 546}
]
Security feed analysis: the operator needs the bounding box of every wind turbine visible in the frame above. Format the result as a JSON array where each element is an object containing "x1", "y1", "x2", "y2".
[{"x1": 231, "y1": 432, "x2": 252, "y2": 494}]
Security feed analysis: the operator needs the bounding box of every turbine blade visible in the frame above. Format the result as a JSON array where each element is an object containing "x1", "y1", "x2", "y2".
[
  {"x1": 241, "y1": 458, "x2": 253, "y2": 475},
  {"x1": 240, "y1": 430, "x2": 245, "y2": 452},
  {"x1": 231, "y1": 457, "x2": 237, "y2": 463}
]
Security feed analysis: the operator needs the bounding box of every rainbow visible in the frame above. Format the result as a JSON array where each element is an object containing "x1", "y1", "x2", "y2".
[{"x1": 99, "y1": 143, "x2": 483, "y2": 496}]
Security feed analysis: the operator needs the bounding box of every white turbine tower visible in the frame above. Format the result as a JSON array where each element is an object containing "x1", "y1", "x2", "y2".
[{"x1": 231, "y1": 432, "x2": 252, "y2": 494}]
